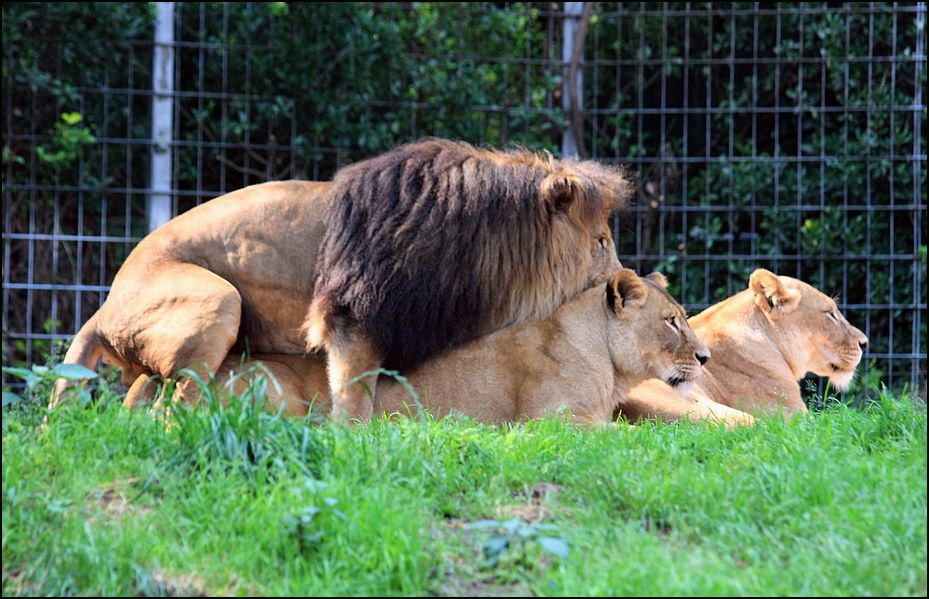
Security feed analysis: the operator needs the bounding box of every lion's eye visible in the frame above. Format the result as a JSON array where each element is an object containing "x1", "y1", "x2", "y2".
[
  {"x1": 598, "y1": 236, "x2": 607, "y2": 249},
  {"x1": 827, "y1": 310, "x2": 839, "y2": 321},
  {"x1": 666, "y1": 316, "x2": 678, "y2": 329}
]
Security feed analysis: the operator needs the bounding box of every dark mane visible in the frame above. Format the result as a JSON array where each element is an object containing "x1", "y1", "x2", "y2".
[{"x1": 310, "y1": 138, "x2": 631, "y2": 370}]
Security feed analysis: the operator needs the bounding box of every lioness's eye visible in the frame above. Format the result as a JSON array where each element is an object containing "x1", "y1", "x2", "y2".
[
  {"x1": 598, "y1": 236, "x2": 607, "y2": 249},
  {"x1": 827, "y1": 310, "x2": 839, "y2": 321},
  {"x1": 666, "y1": 316, "x2": 678, "y2": 328}
]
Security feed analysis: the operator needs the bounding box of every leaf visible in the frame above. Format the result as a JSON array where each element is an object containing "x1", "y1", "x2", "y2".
[
  {"x1": 51, "y1": 364, "x2": 98, "y2": 380},
  {"x1": 331, "y1": 509, "x2": 350, "y2": 522},
  {"x1": 302, "y1": 531, "x2": 324, "y2": 543},
  {"x1": 300, "y1": 506, "x2": 321, "y2": 519},
  {"x1": 78, "y1": 389, "x2": 93, "y2": 406},
  {"x1": 537, "y1": 536, "x2": 569, "y2": 559},
  {"x1": 463, "y1": 519, "x2": 500, "y2": 530},
  {"x1": 2, "y1": 367, "x2": 36, "y2": 380},
  {"x1": 482, "y1": 536, "x2": 509, "y2": 561},
  {"x1": 1, "y1": 144, "x2": 25, "y2": 166},
  {"x1": 61, "y1": 112, "x2": 83, "y2": 125},
  {"x1": 3, "y1": 368, "x2": 39, "y2": 390},
  {"x1": 2, "y1": 391, "x2": 23, "y2": 407},
  {"x1": 500, "y1": 518, "x2": 522, "y2": 534},
  {"x1": 304, "y1": 480, "x2": 327, "y2": 492}
]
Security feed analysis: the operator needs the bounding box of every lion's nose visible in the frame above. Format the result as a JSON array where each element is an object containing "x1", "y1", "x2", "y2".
[
  {"x1": 859, "y1": 338, "x2": 869, "y2": 351},
  {"x1": 696, "y1": 350, "x2": 710, "y2": 365}
]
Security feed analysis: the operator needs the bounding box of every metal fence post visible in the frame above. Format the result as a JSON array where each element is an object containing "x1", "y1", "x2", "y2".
[
  {"x1": 561, "y1": 2, "x2": 584, "y2": 158},
  {"x1": 913, "y1": 2, "x2": 926, "y2": 388},
  {"x1": 148, "y1": 2, "x2": 174, "y2": 232}
]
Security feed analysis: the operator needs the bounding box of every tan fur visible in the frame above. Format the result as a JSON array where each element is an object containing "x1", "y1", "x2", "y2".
[
  {"x1": 207, "y1": 270, "x2": 710, "y2": 425},
  {"x1": 622, "y1": 269, "x2": 869, "y2": 425},
  {"x1": 51, "y1": 180, "x2": 331, "y2": 408}
]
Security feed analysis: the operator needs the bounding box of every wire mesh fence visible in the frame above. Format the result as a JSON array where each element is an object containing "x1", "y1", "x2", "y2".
[{"x1": 2, "y1": 2, "x2": 926, "y2": 397}]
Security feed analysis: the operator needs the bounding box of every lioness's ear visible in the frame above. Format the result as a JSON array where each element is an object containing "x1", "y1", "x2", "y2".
[
  {"x1": 607, "y1": 268, "x2": 648, "y2": 315},
  {"x1": 749, "y1": 268, "x2": 800, "y2": 315},
  {"x1": 541, "y1": 172, "x2": 584, "y2": 213},
  {"x1": 645, "y1": 272, "x2": 668, "y2": 289}
]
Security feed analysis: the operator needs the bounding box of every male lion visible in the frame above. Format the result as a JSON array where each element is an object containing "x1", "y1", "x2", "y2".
[
  {"x1": 621, "y1": 268, "x2": 869, "y2": 425},
  {"x1": 306, "y1": 139, "x2": 632, "y2": 422},
  {"x1": 215, "y1": 269, "x2": 711, "y2": 425}
]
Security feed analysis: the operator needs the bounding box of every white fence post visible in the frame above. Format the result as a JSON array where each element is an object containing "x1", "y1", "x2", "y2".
[{"x1": 148, "y1": 2, "x2": 175, "y2": 232}]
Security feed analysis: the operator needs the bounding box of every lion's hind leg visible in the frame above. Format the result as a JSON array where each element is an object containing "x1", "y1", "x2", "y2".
[
  {"x1": 50, "y1": 314, "x2": 109, "y2": 408},
  {"x1": 105, "y1": 262, "x2": 243, "y2": 410},
  {"x1": 123, "y1": 373, "x2": 166, "y2": 409}
]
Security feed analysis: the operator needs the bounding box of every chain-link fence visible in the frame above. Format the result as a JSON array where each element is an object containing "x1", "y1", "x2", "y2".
[{"x1": 2, "y1": 2, "x2": 926, "y2": 396}]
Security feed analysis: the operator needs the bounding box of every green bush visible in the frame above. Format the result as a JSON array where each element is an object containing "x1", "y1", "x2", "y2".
[
  {"x1": 586, "y1": 3, "x2": 926, "y2": 392},
  {"x1": 2, "y1": 2, "x2": 924, "y2": 396}
]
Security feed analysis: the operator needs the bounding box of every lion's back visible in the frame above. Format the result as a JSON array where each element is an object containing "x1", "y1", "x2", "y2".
[
  {"x1": 120, "y1": 180, "x2": 330, "y2": 270},
  {"x1": 101, "y1": 180, "x2": 332, "y2": 353}
]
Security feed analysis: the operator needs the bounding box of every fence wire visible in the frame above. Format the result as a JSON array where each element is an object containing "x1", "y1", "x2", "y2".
[{"x1": 2, "y1": 2, "x2": 926, "y2": 397}]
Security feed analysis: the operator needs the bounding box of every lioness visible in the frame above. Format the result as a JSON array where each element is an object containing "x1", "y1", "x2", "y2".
[
  {"x1": 205, "y1": 269, "x2": 710, "y2": 425},
  {"x1": 621, "y1": 268, "x2": 869, "y2": 425}
]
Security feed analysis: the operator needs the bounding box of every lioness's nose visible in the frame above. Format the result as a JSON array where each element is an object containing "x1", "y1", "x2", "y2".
[
  {"x1": 696, "y1": 350, "x2": 710, "y2": 365},
  {"x1": 859, "y1": 338, "x2": 869, "y2": 351}
]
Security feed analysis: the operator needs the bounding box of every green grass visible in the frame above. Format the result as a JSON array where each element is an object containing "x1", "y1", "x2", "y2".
[{"x1": 2, "y1": 386, "x2": 926, "y2": 596}]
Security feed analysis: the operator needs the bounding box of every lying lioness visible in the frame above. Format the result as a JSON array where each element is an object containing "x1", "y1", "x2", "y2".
[
  {"x1": 134, "y1": 269, "x2": 710, "y2": 425},
  {"x1": 621, "y1": 268, "x2": 869, "y2": 425}
]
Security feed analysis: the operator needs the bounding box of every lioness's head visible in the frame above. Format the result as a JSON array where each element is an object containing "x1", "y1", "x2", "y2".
[
  {"x1": 749, "y1": 268, "x2": 868, "y2": 390},
  {"x1": 605, "y1": 269, "x2": 710, "y2": 390}
]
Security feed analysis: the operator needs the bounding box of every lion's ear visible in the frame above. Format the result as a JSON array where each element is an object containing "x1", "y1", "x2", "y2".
[
  {"x1": 749, "y1": 268, "x2": 800, "y2": 315},
  {"x1": 541, "y1": 173, "x2": 584, "y2": 214},
  {"x1": 607, "y1": 269, "x2": 648, "y2": 315},
  {"x1": 645, "y1": 272, "x2": 668, "y2": 289}
]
